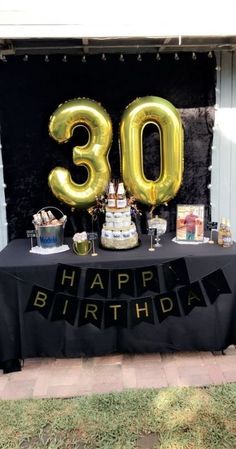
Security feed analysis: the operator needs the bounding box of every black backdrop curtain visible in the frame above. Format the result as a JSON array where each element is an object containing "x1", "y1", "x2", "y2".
[{"x1": 0, "y1": 52, "x2": 216, "y2": 240}]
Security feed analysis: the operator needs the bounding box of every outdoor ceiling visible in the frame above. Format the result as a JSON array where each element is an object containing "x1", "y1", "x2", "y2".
[{"x1": 1, "y1": 35, "x2": 236, "y2": 57}]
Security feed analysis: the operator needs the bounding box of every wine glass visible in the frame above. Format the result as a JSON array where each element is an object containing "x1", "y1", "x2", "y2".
[{"x1": 148, "y1": 216, "x2": 167, "y2": 247}]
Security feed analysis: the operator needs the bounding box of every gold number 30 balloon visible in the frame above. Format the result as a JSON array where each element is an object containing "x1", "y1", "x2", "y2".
[
  {"x1": 48, "y1": 98, "x2": 112, "y2": 208},
  {"x1": 120, "y1": 96, "x2": 184, "y2": 206},
  {"x1": 49, "y1": 96, "x2": 183, "y2": 208}
]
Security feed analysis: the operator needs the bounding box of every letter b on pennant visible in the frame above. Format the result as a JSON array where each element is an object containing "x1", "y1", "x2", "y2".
[{"x1": 25, "y1": 286, "x2": 54, "y2": 318}]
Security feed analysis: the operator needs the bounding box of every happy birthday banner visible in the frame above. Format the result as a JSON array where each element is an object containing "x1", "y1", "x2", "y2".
[{"x1": 25, "y1": 258, "x2": 232, "y2": 328}]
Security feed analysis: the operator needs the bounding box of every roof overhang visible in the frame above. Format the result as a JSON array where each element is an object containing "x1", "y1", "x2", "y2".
[
  {"x1": 1, "y1": 1, "x2": 236, "y2": 55},
  {"x1": 1, "y1": 36, "x2": 236, "y2": 57}
]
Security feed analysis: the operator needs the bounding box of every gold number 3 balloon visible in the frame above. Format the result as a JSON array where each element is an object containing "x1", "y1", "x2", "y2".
[
  {"x1": 48, "y1": 98, "x2": 112, "y2": 208},
  {"x1": 120, "y1": 96, "x2": 184, "y2": 206}
]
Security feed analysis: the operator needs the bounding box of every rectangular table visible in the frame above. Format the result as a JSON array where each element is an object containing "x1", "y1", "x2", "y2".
[{"x1": 0, "y1": 234, "x2": 236, "y2": 365}]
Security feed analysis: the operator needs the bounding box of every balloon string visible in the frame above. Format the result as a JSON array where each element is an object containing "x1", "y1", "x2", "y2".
[{"x1": 150, "y1": 206, "x2": 155, "y2": 218}]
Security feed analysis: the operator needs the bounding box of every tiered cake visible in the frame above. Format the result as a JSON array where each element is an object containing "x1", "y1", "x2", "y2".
[{"x1": 101, "y1": 182, "x2": 139, "y2": 250}]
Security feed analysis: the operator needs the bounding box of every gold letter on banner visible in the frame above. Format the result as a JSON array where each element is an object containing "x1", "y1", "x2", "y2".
[
  {"x1": 48, "y1": 98, "x2": 113, "y2": 208},
  {"x1": 120, "y1": 96, "x2": 184, "y2": 206},
  {"x1": 33, "y1": 291, "x2": 47, "y2": 308}
]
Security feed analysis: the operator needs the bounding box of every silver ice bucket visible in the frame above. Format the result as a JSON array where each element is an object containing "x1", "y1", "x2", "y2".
[{"x1": 34, "y1": 207, "x2": 66, "y2": 249}]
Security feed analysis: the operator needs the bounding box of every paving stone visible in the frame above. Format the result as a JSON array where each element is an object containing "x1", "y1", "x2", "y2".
[
  {"x1": 135, "y1": 364, "x2": 165, "y2": 380},
  {"x1": 222, "y1": 370, "x2": 236, "y2": 382},
  {"x1": 205, "y1": 364, "x2": 226, "y2": 385},
  {"x1": 1, "y1": 379, "x2": 35, "y2": 400},
  {"x1": 47, "y1": 373, "x2": 82, "y2": 387},
  {"x1": 91, "y1": 382, "x2": 124, "y2": 394},
  {"x1": 215, "y1": 356, "x2": 236, "y2": 369},
  {"x1": 177, "y1": 365, "x2": 208, "y2": 377},
  {"x1": 122, "y1": 366, "x2": 137, "y2": 388},
  {"x1": 46, "y1": 384, "x2": 92, "y2": 398},
  {"x1": 33, "y1": 374, "x2": 50, "y2": 398},
  {"x1": 1, "y1": 351, "x2": 236, "y2": 400},
  {"x1": 173, "y1": 352, "x2": 203, "y2": 366},
  {"x1": 93, "y1": 365, "x2": 122, "y2": 386},
  {"x1": 0, "y1": 376, "x2": 9, "y2": 393},
  {"x1": 135, "y1": 363, "x2": 167, "y2": 388},
  {"x1": 136, "y1": 376, "x2": 168, "y2": 389},
  {"x1": 177, "y1": 373, "x2": 212, "y2": 387},
  {"x1": 163, "y1": 364, "x2": 183, "y2": 387}
]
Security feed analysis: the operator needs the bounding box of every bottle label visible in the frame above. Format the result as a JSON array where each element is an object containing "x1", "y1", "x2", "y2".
[
  {"x1": 108, "y1": 199, "x2": 116, "y2": 207},
  {"x1": 117, "y1": 199, "x2": 127, "y2": 208},
  {"x1": 223, "y1": 236, "x2": 232, "y2": 247}
]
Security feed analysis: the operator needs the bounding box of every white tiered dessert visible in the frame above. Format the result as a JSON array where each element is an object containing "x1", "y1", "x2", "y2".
[{"x1": 101, "y1": 182, "x2": 139, "y2": 250}]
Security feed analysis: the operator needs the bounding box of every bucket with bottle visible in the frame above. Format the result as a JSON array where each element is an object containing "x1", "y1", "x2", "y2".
[{"x1": 33, "y1": 206, "x2": 67, "y2": 249}]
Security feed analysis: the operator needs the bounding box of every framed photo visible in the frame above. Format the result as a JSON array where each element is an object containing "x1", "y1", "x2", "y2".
[{"x1": 176, "y1": 204, "x2": 205, "y2": 242}]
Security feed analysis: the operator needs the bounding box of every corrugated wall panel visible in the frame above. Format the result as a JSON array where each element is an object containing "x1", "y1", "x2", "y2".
[
  {"x1": 211, "y1": 53, "x2": 221, "y2": 223},
  {"x1": 211, "y1": 51, "x2": 236, "y2": 240},
  {"x1": 230, "y1": 52, "x2": 236, "y2": 238}
]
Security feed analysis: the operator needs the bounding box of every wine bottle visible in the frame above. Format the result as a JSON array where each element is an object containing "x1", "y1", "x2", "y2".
[
  {"x1": 218, "y1": 217, "x2": 226, "y2": 245},
  {"x1": 222, "y1": 219, "x2": 233, "y2": 248},
  {"x1": 116, "y1": 182, "x2": 127, "y2": 208},
  {"x1": 107, "y1": 182, "x2": 116, "y2": 208}
]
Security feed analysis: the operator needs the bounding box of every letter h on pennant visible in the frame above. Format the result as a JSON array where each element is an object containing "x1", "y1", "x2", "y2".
[{"x1": 54, "y1": 264, "x2": 81, "y2": 296}]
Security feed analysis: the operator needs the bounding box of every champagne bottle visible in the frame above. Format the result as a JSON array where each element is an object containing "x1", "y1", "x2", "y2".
[
  {"x1": 218, "y1": 217, "x2": 226, "y2": 245},
  {"x1": 223, "y1": 219, "x2": 233, "y2": 248},
  {"x1": 107, "y1": 182, "x2": 116, "y2": 208},
  {"x1": 116, "y1": 182, "x2": 127, "y2": 208}
]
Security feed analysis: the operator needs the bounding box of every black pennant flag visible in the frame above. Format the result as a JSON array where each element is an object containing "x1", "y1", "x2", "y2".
[
  {"x1": 178, "y1": 281, "x2": 206, "y2": 315},
  {"x1": 202, "y1": 269, "x2": 232, "y2": 303},
  {"x1": 104, "y1": 300, "x2": 128, "y2": 328},
  {"x1": 154, "y1": 291, "x2": 180, "y2": 323},
  {"x1": 51, "y1": 293, "x2": 79, "y2": 325},
  {"x1": 111, "y1": 269, "x2": 135, "y2": 298},
  {"x1": 135, "y1": 265, "x2": 159, "y2": 296},
  {"x1": 78, "y1": 299, "x2": 104, "y2": 328},
  {"x1": 54, "y1": 264, "x2": 80, "y2": 296},
  {"x1": 84, "y1": 268, "x2": 109, "y2": 298},
  {"x1": 162, "y1": 258, "x2": 189, "y2": 290},
  {"x1": 25, "y1": 285, "x2": 54, "y2": 318},
  {"x1": 130, "y1": 297, "x2": 154, "y2": 327}
]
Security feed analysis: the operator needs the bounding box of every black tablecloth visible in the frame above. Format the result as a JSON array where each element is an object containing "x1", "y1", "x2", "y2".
[{"x1": 0, "y1": 234, "x2": 236, "y2": 363}]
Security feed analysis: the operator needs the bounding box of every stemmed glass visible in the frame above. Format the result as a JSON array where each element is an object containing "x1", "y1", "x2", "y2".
[{"x1": 148, "y1": 216, "x2": 167, "y2": 247}]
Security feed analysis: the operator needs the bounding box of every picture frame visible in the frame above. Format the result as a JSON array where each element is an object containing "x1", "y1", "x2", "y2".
[{"x1": 176, "y1": 204, "x2": 205, "y2": 242}]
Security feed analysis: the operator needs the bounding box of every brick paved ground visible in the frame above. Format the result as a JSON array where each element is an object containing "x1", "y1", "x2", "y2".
[{"x1": 0, "y1": 346, "x2": 236, "y2": 400}]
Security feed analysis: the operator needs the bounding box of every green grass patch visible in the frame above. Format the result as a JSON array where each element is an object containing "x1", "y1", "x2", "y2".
[{"x1": 0, "y1": 384, "x2": 236, "y2": 449}]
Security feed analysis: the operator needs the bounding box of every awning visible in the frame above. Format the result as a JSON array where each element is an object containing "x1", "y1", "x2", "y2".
[{"x1": 0, "y1": 0, "x2": 236, "y2": 54}]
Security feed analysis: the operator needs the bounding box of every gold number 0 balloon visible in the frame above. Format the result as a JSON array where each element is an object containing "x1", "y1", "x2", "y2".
[
  {"x1": 120, "y1": 96, "x2": 184, "y2": 206},
  {"x1": 48, "y1": 98, "x2": 112, "y2": 208}
]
